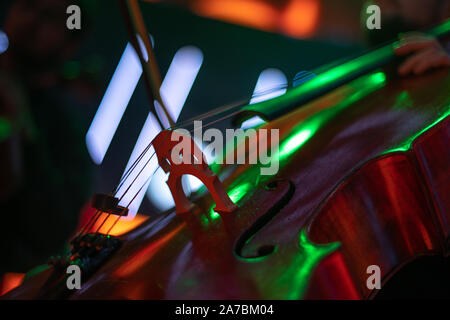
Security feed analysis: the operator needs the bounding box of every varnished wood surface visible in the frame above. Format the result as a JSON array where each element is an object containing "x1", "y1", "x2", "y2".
[{"x1": 5, "y1": 67, "x2": 450, "y2": 300}]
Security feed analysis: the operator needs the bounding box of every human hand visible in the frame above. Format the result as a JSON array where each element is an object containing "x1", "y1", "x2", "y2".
[{"x1": 394, "y1": 32, "x2": 450, "y2": 76}]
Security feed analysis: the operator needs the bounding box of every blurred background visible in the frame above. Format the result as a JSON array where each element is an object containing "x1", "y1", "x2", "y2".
[{"x1": 0, "y1": 0, "x2": 430, "y2": 290}]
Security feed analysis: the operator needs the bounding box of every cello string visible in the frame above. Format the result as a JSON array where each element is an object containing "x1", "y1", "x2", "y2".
[
  {"x1": 113, "y1": 107, "x2": 244, "y2": 203},
  {"x1": 107, "y1": 102, "x2": 251, "y2": 222},
  {"x1": 85, "y1": 84, "x2": 288, "y2": 235},
  {"x1": 95, "y1": 133, "x2": 172, "y2": 234},
  {"x1": 78, "y1": 190, "x2": 132, "y2": 236},
  {"x1": 74, "y1": 209, "x2": 100, "y2": 238},
  {"x1": 113, "y1": 96, "x2": 253, "y2": 198},
  {"x1": 117, "y1": 146, "x2": 159, "y2": 202},
  {"x1": 101, "y1": 171, "x2": 155, "y2": 235},
  {"x1": 94, "y1": 212, "x2": 111, "y2": 235},
  {"x1": 113, "y1": 100, "x2": 236, "y2": 193},
  {"x1": 77, "y1": 193, "x2": 118, "y2": 236},
  {"x1": 165, "y1": 84, "x2": 287, "y2": 131},
  {"x1": 105, "y1": 173, "x2": 154, "y2": 235},
  {"x1": 99, "y1": 108, "x2": 245, "y2": 234},
  {"x1": 79, "y1": 210, "x2": 100, "y2": 235},
  {"x1": 114, "y1": 139, "x2": 154, "y2": 195},
  {"x1": 84, "y1": 210, "x2": 103, "y2": 234},
  {"x1": 79, "y1": 132, "x2": 171, "y2": 236},
  {"x1": 114, "y1": 83, "x2": 287, "y2": 192}
]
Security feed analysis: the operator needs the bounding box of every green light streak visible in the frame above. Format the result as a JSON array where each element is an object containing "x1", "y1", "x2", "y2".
[
  {"x1": 277, "y1": 72, "x2": 386, "y2": 162},
  {"x1": 279, "y1": 128, "x2": 316, "y2": 160},
  {"x1": 228, "y1": 182, "x2": 252, "y2": 203},
  {"x1": 370, "y1": 71, "x2": 387, "y2": 84},
  {"x1": 25, "y1": 264, "x2": 50, "y2": 280},
  {"x1": 203, "y1": 72, "x2": 386, "y2": 236},
  {"x1": 429, "y1": 18, "x2": 450, "y2": 37},
  {"x1": 299, "y1": 55, "x2": 387, "y2": 97},
  {"x1": 242, "y1": 41, "x2": 390, "y2": 118},
  {"x1": 209, "y1": 182, "x2": 252, "y2": 219},
  {"x1": 276, "y1": 229, "x2": 340, "y2": 300},
  {"x1": 242, "y1": 18, "x2": 449, "y2": 120},
  {"x1": 384, "y1": 107, "x2": 450, "y2": 153}
]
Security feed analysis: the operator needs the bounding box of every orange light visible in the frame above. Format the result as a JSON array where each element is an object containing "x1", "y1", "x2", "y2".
[
  {"x1": 193, "y1": 0, "x2": 278, "y2": 32},
  {"x1": 0, "y1": 273, "x2": 25, "y2": 296},
  {"x1": 114, "y1": 224, "x2": 185, "y2": 278},
  {"x1": 92, "y1": 212, "x2": 149, "y2": 236},
  {"x1": 280, "y1": 0, "x2": 320, "y2": 38}
]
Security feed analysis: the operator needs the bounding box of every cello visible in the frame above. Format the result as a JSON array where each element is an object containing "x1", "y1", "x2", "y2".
[{"x1": 3, "y1": 1, "x2": 450, "y2": 299}]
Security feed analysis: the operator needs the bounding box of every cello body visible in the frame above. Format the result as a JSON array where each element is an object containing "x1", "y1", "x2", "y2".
[{"x1": 5, "y1": 57, "x2": 450, "y2": 299}]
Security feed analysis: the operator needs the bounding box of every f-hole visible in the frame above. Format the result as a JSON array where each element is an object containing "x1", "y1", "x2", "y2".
[{"x1": 235, "y1": 179, "x2": 295, "y2": 260}]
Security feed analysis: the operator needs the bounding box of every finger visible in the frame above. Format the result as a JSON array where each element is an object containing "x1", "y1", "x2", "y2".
[
  {"x1": 412, "y1": 52, "x2": 440, "y2": 74},
  {"x1": 398, "y1": 49, "x2": 434, "y2": 75},
  {"x1": 397, "y1": 33, "x2": 437, "y2": 50},
  {"x1": 431, "y1": 54, "x2": 450, "y2": 68},
  {"x1": 413, "y1": 52, "x2": 450, "y2": 75},
  {"x1": 394, "y1": 39, "x2": 436, "y2": 56}
]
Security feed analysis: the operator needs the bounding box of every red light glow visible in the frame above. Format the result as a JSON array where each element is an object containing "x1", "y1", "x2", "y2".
[{"x1": 0, "y1": 273, "x2": 25, "y2": 296}]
